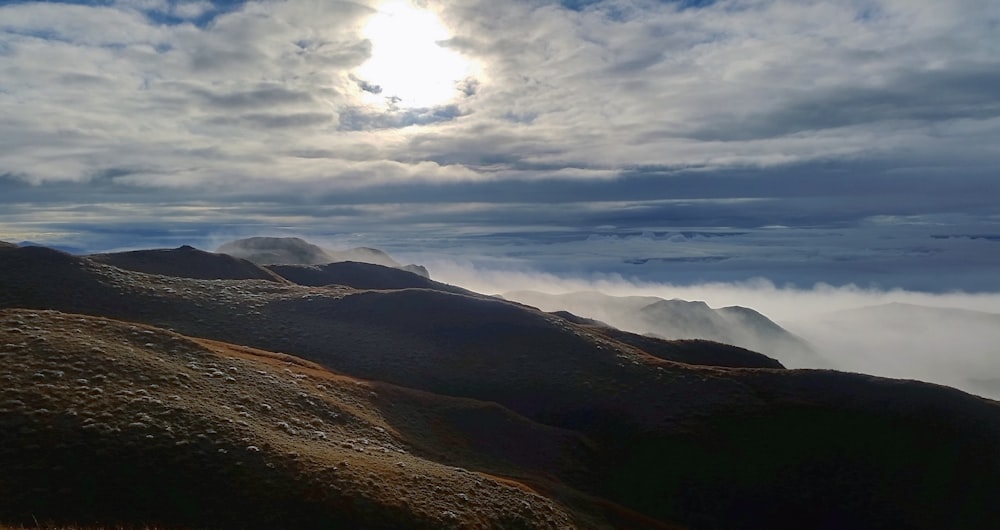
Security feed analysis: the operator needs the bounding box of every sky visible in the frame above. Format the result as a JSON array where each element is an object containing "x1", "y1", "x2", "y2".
[{"x1": 1, "y1": 0, "x2": 999, "y2": 293}]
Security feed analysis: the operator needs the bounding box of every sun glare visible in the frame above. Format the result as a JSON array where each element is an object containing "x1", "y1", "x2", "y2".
[{"x1": 357, "y1": 1, "x2": 476, "y2": 109}]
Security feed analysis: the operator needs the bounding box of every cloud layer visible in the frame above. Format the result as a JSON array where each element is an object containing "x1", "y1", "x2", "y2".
[
  {"x1": 427, "y1": 260, "x2": 1000, "y2": 399},
  {"x1": 1, "y1": 0, "x2": 998, "y2": 291}
]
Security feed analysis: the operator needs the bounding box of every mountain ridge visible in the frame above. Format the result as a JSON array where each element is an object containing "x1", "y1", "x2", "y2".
[
  {"x1": 216, "y1": 236, "x2": 430, "y2": 278},
  {"x1": 266, "y1": 261, "x2": 469, "y2": 295},
  {"x1": 504, "y1": 290, "x2": 821, "y2": 368},
  {"x1": 87, "y1": 246, "x2": 290, "y2": 283}
]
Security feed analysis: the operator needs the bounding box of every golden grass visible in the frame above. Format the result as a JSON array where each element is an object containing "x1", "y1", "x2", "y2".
[{"x1": 0, "y1": 309, "x2": 580, "y2": 529}]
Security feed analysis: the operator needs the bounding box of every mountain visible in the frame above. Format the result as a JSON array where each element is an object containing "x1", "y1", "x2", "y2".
[
  {"x1": 2, "y1": 243, "x2": 1000, "y2": 529},
  {"x1": 505, "y1": 290, "x2": 821, "y2": 368},
  {"x1": 87, "y1": 245, "x2": 288, "y2": 282},
  {"x1": 266, "y1": 261, "x2": 469, "y2": 295},
  {"x1": 216, "y1": 237, "x2": 430, "y2": 278},
  {"x1": 401, "y1": 263, "x2": 431, "y2": 277},
  {"x1": 217, "y1": 236, "x2": 431, "y2": 278},
  {"x1": 217, "y1": 237, "x2": 339, "y2": 266},
  {"x1": 16, "y1": 240, "x2": 87, "y2": 254},
  {"x1": 0, "y1": 241, "x2": 15, "y2": 248},
  {"x1": 542, "y1": 310, "x2": 784, "y2": 369}
]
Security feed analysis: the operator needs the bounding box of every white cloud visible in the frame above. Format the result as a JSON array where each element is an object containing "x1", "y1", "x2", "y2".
[
  {"x1": 0, "y1": 3, "x2": 165, "y2": 46},
  {"x1": 0, "y1": 0, "x2": 995, "y2": 189},
  {"x1": 173, "y1": 1, "x2": 216, "y2": 19},
  {"x1": 0, "y1": 0, "x2": 997, "y2": 304}
]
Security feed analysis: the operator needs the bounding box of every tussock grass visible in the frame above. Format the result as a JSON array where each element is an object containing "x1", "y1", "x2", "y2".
[{"x1": 0, "y1": 309, "x2": 578, "y2": 530}]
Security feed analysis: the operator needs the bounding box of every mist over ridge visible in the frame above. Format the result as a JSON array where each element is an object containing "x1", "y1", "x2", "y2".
[{"x1": 424, "y1": 258, "x2": 1000, "y2": 399}]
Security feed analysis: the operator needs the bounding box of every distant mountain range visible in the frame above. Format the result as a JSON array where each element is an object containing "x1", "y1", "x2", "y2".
[
  {"x1": 504, "y1": 290, "x2": 822, "y2": 368},
  {"x1": 1, "y1": 241, "x2": 999, "y2": 529},
  {"x1": 216, "y1": 236, "x2": 430, "y2": 277}
]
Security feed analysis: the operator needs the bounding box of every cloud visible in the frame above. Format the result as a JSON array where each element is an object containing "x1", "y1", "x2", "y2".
[
  {"x1": 338, "y1": 104, "x2": 465, "y2": 131},
  {"x1": 1, "y1": 0, "x2": 996, "y2": 188},
  {"x1": 0, "y1": 0, "x2": 997, "y2": 295},
  {"x1": 420, "y1": 258, "x2": 1000, "y2": 399}
]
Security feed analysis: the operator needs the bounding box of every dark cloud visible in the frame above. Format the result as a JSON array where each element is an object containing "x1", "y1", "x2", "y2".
[
  {"x1": 206, "y1": 112, "x2": 333, "y2": 129},
  {"x1": 192, "y1": 85, "x2": 316, "y2": 109},
  {"x1": 685, "y1": 66, "x2": 1000, "y2": 141},
  {"x1": 356, "y1": 79, "x2": 382, "y2": 95},
  {"x1": 338, "y1": 105, "x2": 465, "y2": 131}
]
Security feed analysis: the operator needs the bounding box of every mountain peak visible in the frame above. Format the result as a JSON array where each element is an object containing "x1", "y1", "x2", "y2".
[{"x1": 86, "y1": 246, "x2": 287, "y2": 282}]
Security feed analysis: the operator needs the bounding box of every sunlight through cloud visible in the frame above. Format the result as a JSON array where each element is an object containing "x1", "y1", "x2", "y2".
[{"x1": 356, "y1": 0, "x2": 478, "y2": 109}]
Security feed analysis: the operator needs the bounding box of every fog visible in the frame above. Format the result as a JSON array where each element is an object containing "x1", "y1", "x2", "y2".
[{"x1": 425, "y1": 259, "x2": 1000, "y2": 400}]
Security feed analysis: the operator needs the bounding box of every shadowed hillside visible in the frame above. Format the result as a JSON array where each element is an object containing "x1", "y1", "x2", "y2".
[
  {"x1": 2, "y1": 244, "x2": 1000, "y2": 529},
  {"x1": 88, "y1": 246, "x2": 289, "y2": 282},
  {"x1": 267, "y1": 262, "x2": 468, "y2": 294},
  {"x1": 0, "y1": 242, "x2": 15, "y2": 249}
]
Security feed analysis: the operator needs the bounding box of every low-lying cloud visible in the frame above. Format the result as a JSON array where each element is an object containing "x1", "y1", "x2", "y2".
[{"x1": 425, "y1": 259, "x2": 1000, "y2": 400}]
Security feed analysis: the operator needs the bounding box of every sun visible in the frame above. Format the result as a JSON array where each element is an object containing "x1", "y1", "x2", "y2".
[{"x1": 356, "y1": 1, "x2": 477, "y2": 109}]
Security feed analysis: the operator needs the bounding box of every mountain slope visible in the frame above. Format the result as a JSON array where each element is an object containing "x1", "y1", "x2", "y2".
[
  {"x1": 3, "y1": 244, "x2": 1000, "y2": 529},
  {"x1": 87, "y1": 246, "x2": 288, "y2": 282},
  {"x1": 0, "y1": 309, "x2": 579, "y2": 529},
  {"x1": 267, "y1": 262, "x2": 468, "y2": 294}
]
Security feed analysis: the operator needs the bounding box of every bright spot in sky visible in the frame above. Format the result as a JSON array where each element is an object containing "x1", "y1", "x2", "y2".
[{"x1": 357, "y1": 1, "x2": 477, "y2": 109}]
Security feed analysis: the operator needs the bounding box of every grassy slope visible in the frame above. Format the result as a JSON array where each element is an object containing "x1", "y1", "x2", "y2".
[{"x1": 0, "y1": 309, "x2": 579, "y2": 529}]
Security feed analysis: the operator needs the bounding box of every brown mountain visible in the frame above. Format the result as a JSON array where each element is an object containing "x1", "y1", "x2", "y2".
[
  {"x1": 0, "y1": 309, "x2": 578, "y2": 529},
  {"x1": 87, "y1": 246, "x2": 289, "y2": 282},
  {"x1": 2, "y1": 244, "x2": 1000, "y2": 529},
  {"x1": 0, "y1": 241, "x2": 15, "y2": 249}
]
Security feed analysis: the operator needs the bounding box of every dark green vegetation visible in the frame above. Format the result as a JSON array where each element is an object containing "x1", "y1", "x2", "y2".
[{"x1": 1, "y1": 244, "x2": 999, "y2": 529}]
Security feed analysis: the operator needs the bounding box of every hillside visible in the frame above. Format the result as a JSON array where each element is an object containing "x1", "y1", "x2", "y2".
[
  {"x1": 504, "y1": 290, "x2": 821, "y2": 368},
  {"x1": 2, "y1": 244, "x2": 1000, "y2": 529},
  {"x1": 266, "y1": 262, "x2": 468, "y2": 294},
  {"x1": 87, "y1": 246, "x2": 288, "y2": 283},
  {"x1": 0, "y1": 309, "x2": 578, "y2": 529}
]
